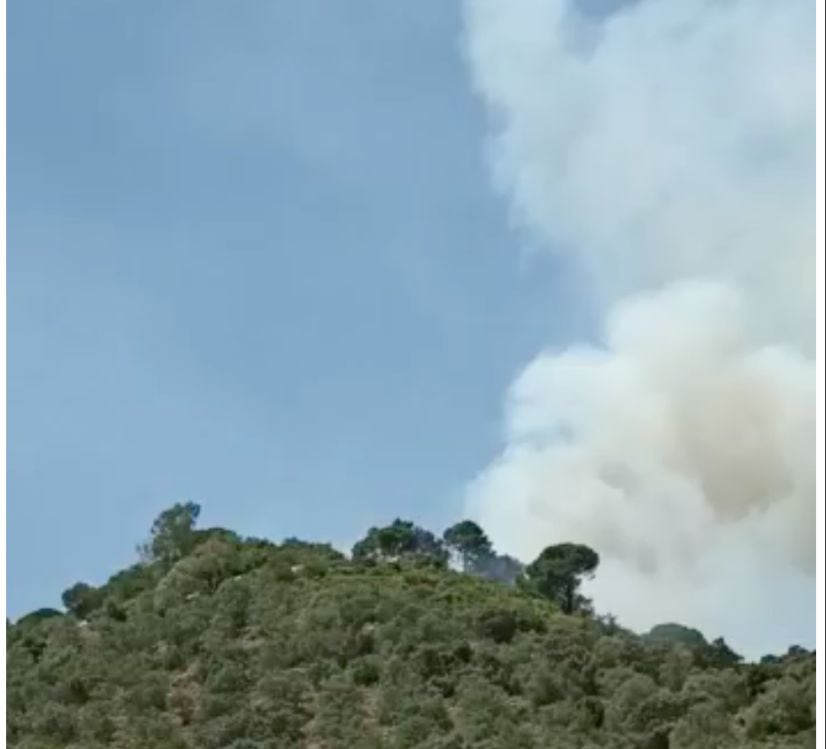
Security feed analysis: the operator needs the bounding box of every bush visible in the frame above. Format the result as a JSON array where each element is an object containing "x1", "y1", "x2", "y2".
[
  {"x1": 477, "y1": 610, "x2": 518, "y2": 644},
  {"x1": 352, "y1": 656, "x2": 382, "y2": 686},
  {"x1": 742, "y1": 677, "x2": 814, "y2": 739}
]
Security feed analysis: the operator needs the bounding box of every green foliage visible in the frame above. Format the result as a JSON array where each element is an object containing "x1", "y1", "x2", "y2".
[
  {"x1": 60, "y1": 582, "x2": 104, "y2": 619},
  {"x1": 193, "y1": 526, "x2": 242, "y2": 546},
  {"x1": 443, "y1": 520, "x2": 494, "y2": 572},
  {"x1": 7, "y1": 506, "x2": 815, "y2": 748},
  {"x1": 15, "y1": 608, "x2": 64, "y2": 629},
  {"x1": 645, "y1": 622, "x2": 708, "y2": 648},
  {"x1": 703, "y1": 637, "x2": 743, "y2": 667},
  {"x1": 523, "y1": 543, "x2": 599, "y2": 613},
  {"x1": 644, "y1": 624, "x2": 743, "y2": 671},
  {"x1": 103, "y1": 562, "x2": 158, "y2": 603},
  {"x1": 352, "y1": 518, "x2": 448, "y2": 565},
  {"x1": 742, "y1": 676, "x2": 815, "y2": 739},
  {"x1": 139, "y1": 501, "x2": 201, "y2": 566},
  {"x1": 440, "y1": 521, "x2": 523, "y2": 586}
]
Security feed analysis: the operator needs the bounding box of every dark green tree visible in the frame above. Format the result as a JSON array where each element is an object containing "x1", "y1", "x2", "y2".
[
  {"x1": 443, "y1": 520, "x2": 493, "y2": 572},
  {"x1": 15, "y1": 608, "x2": 63, "y2": 628},
  {"x1": 704, "y1": 637, "x2": 743, "y2": 667},
  {"x1": 352, "y1": 519, "x2": 447, "y2": 565},
  {"x1": 104, "y1": 563, "x2": 157, "y2": 602},
  {"x1": 139, "y1": 502, "x2": 201, "y2": 567},
  {"x1": 523, "y1": 543, "x2": 599, "y2": 613},
  {"x1": 410, "y1": 525, "x2": 449, "y2": 565},
  {"x1": 61, "y1": 582, "x2": 104, "y2": 619}
]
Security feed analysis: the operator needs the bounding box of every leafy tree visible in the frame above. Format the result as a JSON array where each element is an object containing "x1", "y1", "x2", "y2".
[
  {"x1": 443, "y1": 520, "x2": 493, "y2": 572},
  {"x1": 523, "y1": 543, "x2": 599, "y2": 613},
  {"x1": 352, "y1": 519, "x2": 448, "y2": 565},
  {"x1": 104, "y1": 562, "x2": 158, "y2": 602},
  {"x1": 139, "y1": 502, "x2": 201, "y2": 566},
  {"x1": 15, "y1": 607, "x2": 64, "y2": 627},
  {"x1": 704, "y1": 637, "x2": 743, "y2": 667},
  {"x1": 193, "y1": 526, "x2": 241, "y2": 547},
  {"x1": 645, "y1": 622, "x2": 709, "y2": 650},
  {"x1": 61, "y1": 582, "x2": 104, "y2": 619}
]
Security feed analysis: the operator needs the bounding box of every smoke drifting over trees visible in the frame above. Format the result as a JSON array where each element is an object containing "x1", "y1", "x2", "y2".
[{"x1": 461, "y1": 0, "x2": 815, "y2": 656}]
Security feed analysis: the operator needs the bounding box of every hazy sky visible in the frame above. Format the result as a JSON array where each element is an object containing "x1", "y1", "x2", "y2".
[
  {"x1": 8, "y1": 0, "x2": 813, "y2": 661},
  {"x1": 8, "y1": 1, "x2": 591, "y2": 618}
]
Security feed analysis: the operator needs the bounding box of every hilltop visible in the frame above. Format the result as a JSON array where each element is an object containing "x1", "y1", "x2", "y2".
[{"x1": 6, "y1": 505, "x2": 816, "y2": 748}]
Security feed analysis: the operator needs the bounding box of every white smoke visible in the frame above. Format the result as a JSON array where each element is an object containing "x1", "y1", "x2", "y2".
[{"x1": 462, "y1": 0, "x2": 815, "y2": 656}]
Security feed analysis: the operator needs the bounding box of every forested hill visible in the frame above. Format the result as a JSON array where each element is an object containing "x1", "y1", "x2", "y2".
[{"x1": 6, "y1": 504, "x2": 816, "y2": 748}]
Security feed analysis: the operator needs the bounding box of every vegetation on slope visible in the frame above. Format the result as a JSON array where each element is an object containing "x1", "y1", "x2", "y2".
[{"x1": 6, "y1": 504, "x2": 816, "y2": 748}]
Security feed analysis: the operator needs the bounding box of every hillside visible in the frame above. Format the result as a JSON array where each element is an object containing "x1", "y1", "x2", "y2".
[{"x1": 6, "y1": 506, "x2": 816, "y2": 749}]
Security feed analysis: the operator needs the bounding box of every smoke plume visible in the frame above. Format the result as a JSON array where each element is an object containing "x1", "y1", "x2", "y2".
[{"x1": 461, "y1": 0, "x2": 815, "y2": 656}]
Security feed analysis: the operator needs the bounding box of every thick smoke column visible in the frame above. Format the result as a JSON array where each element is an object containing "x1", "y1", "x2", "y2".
[{"x1": 461, "y1": 0, "x2": 815, "y2": 656}]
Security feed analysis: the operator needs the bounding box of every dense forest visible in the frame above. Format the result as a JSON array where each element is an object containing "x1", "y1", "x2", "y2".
[{"x1": 7, "y1": 504, "x2": 816, "y2": 748}]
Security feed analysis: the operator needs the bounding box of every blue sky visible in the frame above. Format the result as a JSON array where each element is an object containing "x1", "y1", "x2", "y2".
[{"x1": 7, "y1": 1, "x2": 594, "y2": 618}]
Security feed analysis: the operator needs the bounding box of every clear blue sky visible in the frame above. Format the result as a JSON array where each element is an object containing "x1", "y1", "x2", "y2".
[{"x1": 8, "y1": 1, "x2": 593, "y2": 618}]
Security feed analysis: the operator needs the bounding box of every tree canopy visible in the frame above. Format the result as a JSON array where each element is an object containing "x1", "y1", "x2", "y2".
[
  {"x1": 523, "y1": 542, "x2": 600, "y2": 614},
  {"x1": 443, "y1": 520, "x2": 494, "y2": 572},
  {"x1": 60, "y1": 582, "x2": 104, "y2": 619},
  {"x1": 139, "y1": 501, "x2": 201, "y2": 567},
  {"x1": 645, "y1": 622, "x2": 709, "y2": 649},
  {"x1": 352, "y1": 518, "x2": 448, "y2": 565},
  {"x1": 6, "y1": 505, "x2": 814, "y2": 748}
]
